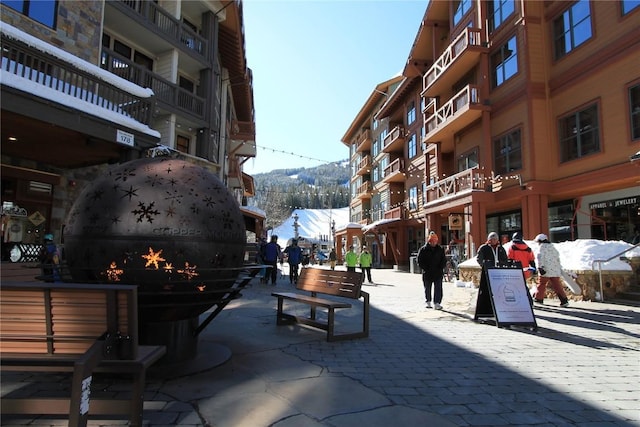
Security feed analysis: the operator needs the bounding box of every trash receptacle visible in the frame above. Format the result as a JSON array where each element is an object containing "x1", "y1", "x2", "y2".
[{"x1": 410, "y1": 256, "x2": 420, "y2": 274}]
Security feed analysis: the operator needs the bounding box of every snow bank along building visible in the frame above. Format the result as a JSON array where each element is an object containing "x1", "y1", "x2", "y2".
[
  {"x1": 340, "y1": 0, "x2": 639, "y2": 269},
  {"x1": 1, "y1": 0, "x2": 263, "y2": 263}
]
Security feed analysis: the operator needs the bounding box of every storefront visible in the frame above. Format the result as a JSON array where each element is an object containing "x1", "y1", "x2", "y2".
[
  {"x1": 588, "y1": 195, "x2": 639, "y2": 242},
  {"x1": 1, "y1": 167, "x2": 59, "y2": 262}
]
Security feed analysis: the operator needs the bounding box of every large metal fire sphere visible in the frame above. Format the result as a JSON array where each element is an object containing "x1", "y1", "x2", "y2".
[{"x1": 63, "y1": 157, "x2": 246, "y2": 323}]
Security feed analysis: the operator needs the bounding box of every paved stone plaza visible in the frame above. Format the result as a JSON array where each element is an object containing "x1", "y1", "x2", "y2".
[{"x1": 2, "y1": 267, "x2": 639, "y2": 426}]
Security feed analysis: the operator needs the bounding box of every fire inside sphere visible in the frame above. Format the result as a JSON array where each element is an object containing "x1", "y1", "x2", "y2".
[{"x1": 63, "y1": 157, "x2": 246, "y2": 322}]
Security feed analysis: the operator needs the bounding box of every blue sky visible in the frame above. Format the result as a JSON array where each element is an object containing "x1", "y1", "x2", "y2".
[{"x1": 241, "y1": 0, "x2": 428, "y2": 174}]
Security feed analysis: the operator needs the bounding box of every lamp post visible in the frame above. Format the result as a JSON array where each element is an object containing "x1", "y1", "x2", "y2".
[
  {"x1": 293, "y1": 213, "x2": 299, "y2": 239},
  {"x1": 331, "y1": 219, "x2": 335, "y2": 248}
]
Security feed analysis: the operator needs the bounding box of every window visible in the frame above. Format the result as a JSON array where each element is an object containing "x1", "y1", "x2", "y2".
[
  {"x1": 453, "y1": 0, "x2": 471, "y2": 26},
  {"x1": 630, "y1": 84, "x2": 640, "y2": 140},
  {"x1": 457, "y1": 148, "x2": 478, "y2": 172},
  {"x1": 179, "y1": 76, "x2": 195, "y2": 93},
  {"x1": 373, "y1": 166, "x2": 379, "y2": 183},
  {"x1": 409, "y1": 186, "x2": 418, "y2": 210},
  {"x1": 373, "y1": 118, "x2": 379, "y2": 130},
  {"x1": 372, "y1": 136, "x2": 380, "y2": 157},
  {"x1": 493, "y1": 129, "x2": 522, "y2": 174},
  {"x1": 1, "y1": 0, "x2": 57, "y2": 28},
  {"x1": 408, "y1": 134, "x2": 417, "y2": 159},
  {"x1": 176, "y1": 135, "x2": 190, "y2": 154},
  {"x1": 559, "y1": 104, "x2": 600, "y2": 162},
  {"x1": 491, "y1": 36, "x2": 518, "y2": 87},
  {"x1": 553, "y1": 0, "x2": 592, "y2": 60},
  {"x1": 407, "y1": 101, "x2": 416, "y2": 125},
  {"x1": 622, "y1": 0, "x2": 640, "y2": 15},
  {"x1": 488, "y1": 0, "x2": 515, "y2": 32}
]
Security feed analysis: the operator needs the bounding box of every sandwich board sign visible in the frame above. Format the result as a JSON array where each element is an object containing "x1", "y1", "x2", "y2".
[{"x1": 474, "y1": 263, "x2": 537, "y2": 330}]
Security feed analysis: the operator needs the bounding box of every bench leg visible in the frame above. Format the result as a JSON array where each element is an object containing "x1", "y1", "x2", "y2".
[
  {"x1": 327, "y1": 308, "x2": 335, "y2": 341},
  {"x1": 130, "y1": 366, "x2": 145, "y2": 427}
]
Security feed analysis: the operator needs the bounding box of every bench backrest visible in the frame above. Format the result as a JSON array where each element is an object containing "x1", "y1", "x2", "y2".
[
  {"x1": 297, "y1": 268, "x2": 364, "y2": 299},
  {"x1": 0, "y1": 282, "x2": 138, "y2": 359}
]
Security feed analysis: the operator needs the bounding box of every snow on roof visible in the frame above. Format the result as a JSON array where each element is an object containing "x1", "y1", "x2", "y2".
[{"x1": 0, "y1": 22, "x2": 160, "y2": 138}]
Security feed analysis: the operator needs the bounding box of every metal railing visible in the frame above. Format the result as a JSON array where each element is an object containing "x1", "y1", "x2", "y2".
[
  {"x1": 591, "y1": 242, "x2": 640, "y2": 302},
  {"x1": 1, "y1": 35, "x2": 154, "y2": 125}
]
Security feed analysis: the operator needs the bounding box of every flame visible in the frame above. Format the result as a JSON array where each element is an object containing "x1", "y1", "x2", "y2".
[
  {"x1": 196, "y1": 284, "x2": 206, "y2": 291},
  {"x1": 142, "y1": 247, "x2": 166, "y2": 269}
]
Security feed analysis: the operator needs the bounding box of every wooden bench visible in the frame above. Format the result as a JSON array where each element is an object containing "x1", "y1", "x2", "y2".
[
  {"x1": 0, "y1": 281, "x2": 166, "y2": 427},
  {"x1": 271, "y1": 268, "x2": 369, "y2": 342}
]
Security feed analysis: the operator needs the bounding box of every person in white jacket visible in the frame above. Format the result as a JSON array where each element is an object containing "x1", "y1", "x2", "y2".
[{"x1": 531, "y1": 233, "x2": 569, "y2": 307}]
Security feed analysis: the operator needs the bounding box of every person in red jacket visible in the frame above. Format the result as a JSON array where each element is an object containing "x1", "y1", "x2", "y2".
[{"x1": 507, "y1": 232, "x2": 536, "y2": 280}]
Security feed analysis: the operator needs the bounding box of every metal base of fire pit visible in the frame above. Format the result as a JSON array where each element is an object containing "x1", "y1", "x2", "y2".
[{"x1": 147, "y1": 341, "x2": 231, "y2": 379}]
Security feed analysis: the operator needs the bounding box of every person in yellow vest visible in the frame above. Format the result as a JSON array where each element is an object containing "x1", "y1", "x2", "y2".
[
  {"x1": 345, "y1": 245, "x2": 358, "y2": 272},
  {"x1": 358, "y1": 245, "x2": 373, "y2": 284}
]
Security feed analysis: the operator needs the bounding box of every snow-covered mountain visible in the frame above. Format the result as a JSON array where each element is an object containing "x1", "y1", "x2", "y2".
[{"x1": 270, "y1": 207, "x2": 349, "y2": 247}]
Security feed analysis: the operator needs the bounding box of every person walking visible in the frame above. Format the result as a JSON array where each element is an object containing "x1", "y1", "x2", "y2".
[
  {"x1": 329, "y1": 248, "x2": 337, "y2": 270},
  {"x1": 284, "y1": 239, "x2": 303, "y2": 284},
  {"x1": 532, "y1": 233, "x2": 569, "y2": 307},
  {"x1": 417, "y1": 232, "x2": 447, "y2": 310},
  {"x1": 345, "y1": 246, "x2": 358, "y2": 272},
  {"x1": 359, "y1": 245, "x2": 373, "y2": 284},
  {"x1": 263, "y1": 235, "x2": 282, "y2": 285},
  {"x1": 476, "y1": 231, "x2": 508, "y2": 268},
  {"x1": 507, "y1": 232, "x2": 536, "y2": 280}
]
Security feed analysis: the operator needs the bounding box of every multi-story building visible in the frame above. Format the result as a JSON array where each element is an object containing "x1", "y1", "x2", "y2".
[
  {"x1": 1, "y1": 0, "x2": 262, "y2": 262},
  {"x1": 343, "y1": 0, "x2": 640, "y2": 267}
]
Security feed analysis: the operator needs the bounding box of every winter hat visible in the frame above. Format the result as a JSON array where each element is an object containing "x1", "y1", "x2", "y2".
[
  {"x1": 44, "y1": 234, "x2": 54, "y2": 241},
  {"x1": 487, "y1": 232, "x2": 499, "y2": 241},
  {"x1": 534, "y1": 233, "x2": 548, "y2": 242},
  {"x1": 512, "y1": 232, "x2": 523, "y2": 242},
  {"x1": 428, "y1": 233, "x2": 439, "y2": 243}
]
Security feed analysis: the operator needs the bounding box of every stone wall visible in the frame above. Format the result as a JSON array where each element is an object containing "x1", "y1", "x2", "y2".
[{"x1": 458, "y1": 264, "x2": 635, "y2": 302}]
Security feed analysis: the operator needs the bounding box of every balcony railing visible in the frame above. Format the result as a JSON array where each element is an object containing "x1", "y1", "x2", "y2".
[
  {"x1": 356, "y1": 181, "x2": 372, "y2": 198},
  {"x1": 424, "y1": 84, "x2": 481, "y2": 138},
  {"x1": 1, "y1": 35, "x2": 153, "y2": 126},
  {"x1": 382, "y1": 125, "x2": 405, "y2": 153},
  {"x1": 356, "y1": 129, "x2": 372, "y2": 152},
  {"x1": 424, "y1": 167, "x2": 486, "y2": 204},
  {"x1": 382, "y1": 158, "x2": 405, "y2": 183},
  {"x1": 115, "y1": 0, "x2": 208, "y2": 61},
  {"x1": 384, "y1": 206, "x2": 404, "y2": 220},
  {"x1": 356, "y1": 155, "x2": 371, "y2": 175},
  {"x1": 231, "y1": 120, "x2": 256, "y2": 142},
  {"x1": 423, "y1": 28, "x2": 483, "y2": 93},
  {"x1": 101, "y1": 48, "x2": 204, "y2": 119}
]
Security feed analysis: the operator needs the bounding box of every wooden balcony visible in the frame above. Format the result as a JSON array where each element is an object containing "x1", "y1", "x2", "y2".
[
  {"x1": 356, "y1": 129, "x2": 372, "y2": 152},
  {"x1": 356, "y1": 155, "x2": 372, "y2": 176},
  {"x1": 382, "y1": 125, "x2": 405, "y2": 153},
  {"x1": 382, "y1": 158, "x2": 406, "y2": 184},
  {"x1": 422, "y1": 28, "x2": 486, "y2": 98},
  {"x1": 384, "y1": 206, "x2": 405, "y2": 220},
  {"x1": 355, "y1": 181, "x2": 372, "y2": 200},
  {"x1": 423, "y1": 85, "x2": 487, "y2": 144},
  {"x1": 424, "y1": 167, "x2": 487, "y2": 205},
  {"x1": 227, "y1": 156, "x2": 242, "y2": 189},
  {"x1": 229, "y1": 120, "x2": 256, "y2": 157}
]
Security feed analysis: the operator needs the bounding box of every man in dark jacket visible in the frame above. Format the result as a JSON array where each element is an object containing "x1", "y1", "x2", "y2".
[
  {"x1": 263, "y1": 235, "x2": 282, "y2": 285},
  {"x1": 476, "y1": 231, "x2": 508, "y2": 268},
  {"x1": 417, "y1": 232, "x2": 447, "y2": 310}
]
